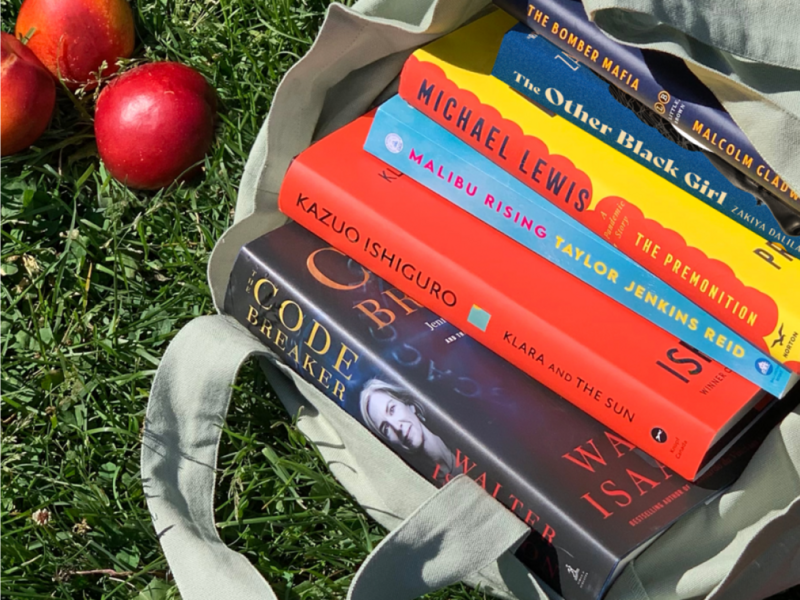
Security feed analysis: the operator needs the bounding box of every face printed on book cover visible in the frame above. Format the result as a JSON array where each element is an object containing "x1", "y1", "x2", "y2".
[
  {"x1": 365, "y1": 390, "x2": 424, "y2": 451},
  {"x1": 360, "y1": 378, "x2": 458, "y2": 478}
]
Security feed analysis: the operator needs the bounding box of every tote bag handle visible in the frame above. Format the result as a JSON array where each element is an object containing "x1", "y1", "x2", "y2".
[{"x1": 141, "y1": 315, "x2": 530, "y2": 600}]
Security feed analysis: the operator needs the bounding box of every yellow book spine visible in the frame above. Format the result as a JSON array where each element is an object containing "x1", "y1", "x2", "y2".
[{"x1": 398, "y1": 10, "x2": 800, "y2": 372}]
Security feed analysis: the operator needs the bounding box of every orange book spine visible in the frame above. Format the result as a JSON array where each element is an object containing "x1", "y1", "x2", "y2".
[{"x1": 277, "y1": 113, "x2": 762, "y2": 480}]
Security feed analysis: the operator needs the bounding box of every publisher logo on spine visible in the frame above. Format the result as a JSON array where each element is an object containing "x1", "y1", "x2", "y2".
[
  {"x1": 651, "y1": 427, "x2": 668, "y2": 444},
  {"x1": 566, "y1": 565, "x2": 588, "y2": 587},
  {"x1": 755, "y1": 359, "x2": 774, "y2": 376},
  {"x1": 771, "y1": 324, "x2": 786, "y2": 348},
  {"x1": 467, "y1": 305, "x2": 492, "y2": 332},
  {"x1": 385, "y1": 133, "x2": 403, "y2": 154},
  {"x1": 657, "y1": 90, "x2": 671, "y2": 104}
]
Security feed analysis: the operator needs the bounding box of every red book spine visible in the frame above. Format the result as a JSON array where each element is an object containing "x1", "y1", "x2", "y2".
[{"x1": 278, "y1": 114, "x2": 761, "y2": 480}]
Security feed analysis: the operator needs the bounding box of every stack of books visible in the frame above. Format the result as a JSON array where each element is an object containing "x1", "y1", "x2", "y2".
[{"x1": 224, "y1": 3, "x2": 800, "y2": 599}]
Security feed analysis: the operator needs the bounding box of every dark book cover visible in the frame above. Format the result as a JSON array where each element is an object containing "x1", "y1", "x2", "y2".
[
  {"x1": 224, "y1": 221, "x2": 782, "y2": 600},
  {"x1": 492, "y1": 0, "x2": 800, "y2": 232}
]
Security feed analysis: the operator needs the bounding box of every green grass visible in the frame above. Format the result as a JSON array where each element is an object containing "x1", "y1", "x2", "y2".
[
  {"x1": 2, "y1": 1, "x2": 798, "y2": 600},
  {"x1": 0, "y1": 1, "x2": 494, "y2": 598}
]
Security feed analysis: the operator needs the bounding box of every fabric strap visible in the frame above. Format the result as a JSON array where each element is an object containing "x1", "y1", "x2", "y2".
[
  {"x1": 142, "y1": 316, "x2": 277, "y2": 600},
  {"x1": 141, "y1": 315, "x2": 530, "y2": 600}
]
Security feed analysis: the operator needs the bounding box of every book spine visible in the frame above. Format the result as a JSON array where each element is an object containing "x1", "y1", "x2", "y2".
[
  {"x1": 280, "y1": 157, "x2": 721, "y2": 480},
  {"x1": 365, "y1": 97, "x2": 794, "y2": 397},
  {"x1": 224, "y1": 230, "x2": 611, "y2": 600},
  {"x1": 398, "y1": 49, "x2": 800, "y2": 374},
  {"x1": 492, "y1": 0, "x2": 800, "y2": 214},
  {"x1": 491, "y1": 26, "x2": 800, "y2": 259}
]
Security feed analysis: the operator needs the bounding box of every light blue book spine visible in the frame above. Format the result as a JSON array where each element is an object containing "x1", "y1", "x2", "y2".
[
  {"x1": 365, "y1": 96, "x2": 796, "y2": 397},
  {"x1": 491, "y1": 24, "x2": 800, "y2": 259}
]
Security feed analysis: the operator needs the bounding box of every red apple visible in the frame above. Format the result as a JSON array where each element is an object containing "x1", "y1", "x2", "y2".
[
  {"x1": 15, "y1": 0, "x2": 135, "y2": 89},
  {"x1": 94, "y1": 62, "x2": 217, "y2": 190},
  {"x1": 1, "y1": 32, "x2": 56, "y2": 156}
]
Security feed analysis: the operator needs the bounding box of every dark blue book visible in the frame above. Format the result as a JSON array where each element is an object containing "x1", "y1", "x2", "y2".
[
  {"x1": 492, "y1": 0, "x2": 800, "y2": 235},
  {"x1": 491, "y1": 23, "x2": 800, "y2": 259},
  {"x1": 225, "y1": 222, "x2": 784, "y2": 600}
]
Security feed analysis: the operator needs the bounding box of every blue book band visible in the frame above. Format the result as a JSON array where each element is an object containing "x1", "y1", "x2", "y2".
[
  {"x1": 365, "y1": 95, "x2": 797, "y2": 397},
  {"x1": 492, "y1": 0, "x2": 800, "y2": 234},
  {"x1": 491, "y1": 23, "x2": 800, "y2": 259}
]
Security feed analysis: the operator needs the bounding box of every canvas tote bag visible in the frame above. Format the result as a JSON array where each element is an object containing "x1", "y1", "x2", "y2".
[{"x1": 141, "y1": 1, "x2": 800, "y2": 599}]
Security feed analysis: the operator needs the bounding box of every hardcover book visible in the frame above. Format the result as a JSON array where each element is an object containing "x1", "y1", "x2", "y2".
[
  {"x1": 491, "y1": 23, "x2": 800, "y2": 258},
  {"x1": 277, "y1": 110, "x2": 769, "y2": 481},
  {"x1": 224, "y1": 221, "x2": 783, "y2": 600},
  {"x1": 364, "y1": 94, "x2": 795, "y2": 397},
  {"x1": 492, "y1": 0, "x2": 800, "y2": 233},
  {"x1": 396, "y1": 9, "x2": 800, "y2": 373}
]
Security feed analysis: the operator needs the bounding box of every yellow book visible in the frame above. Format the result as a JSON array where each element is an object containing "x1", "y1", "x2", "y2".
[{"x1": 397, "y1": 9, "x2": 800, "y2": 373}]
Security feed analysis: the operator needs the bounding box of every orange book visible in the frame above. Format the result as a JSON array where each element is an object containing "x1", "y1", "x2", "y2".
[{"x1": 277, "y1": 111, "x2": 767, "y2": 480}]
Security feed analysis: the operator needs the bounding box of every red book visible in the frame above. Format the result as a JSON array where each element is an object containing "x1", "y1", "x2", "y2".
[{"x1": 278, "y1": 111, "x2": 765, "y2": 480}]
